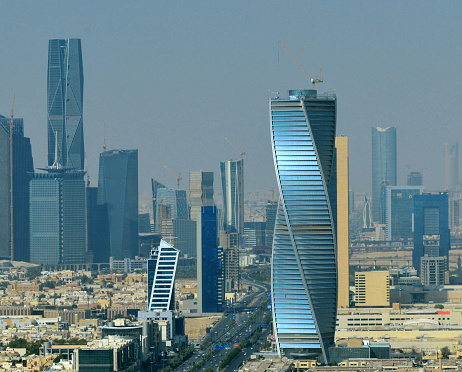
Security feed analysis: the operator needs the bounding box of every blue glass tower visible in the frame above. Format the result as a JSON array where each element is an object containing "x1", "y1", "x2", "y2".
[
  {"x1": 371, "y1": 127, "x2": 397, "y2": 222},
  {"x1": 97, "y1": 149, "x2": 138, "y2": 261},
  {"x1": 413, "y1": 193, "x2": 450, "y2": 273},
  {"x1": 47, "y1": 39, "x2": 84, "y2": 170},
  {"x1": 270, "y1": 89, "x2": 337, "y2": 362},
  {"x1": 197, "y1": 206, "x2": 221, "y2": 313}
]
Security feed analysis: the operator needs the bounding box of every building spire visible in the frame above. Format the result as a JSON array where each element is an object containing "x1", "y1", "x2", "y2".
[{"x1": 103, "y1": 121, "x2": 106, "y2": 152}]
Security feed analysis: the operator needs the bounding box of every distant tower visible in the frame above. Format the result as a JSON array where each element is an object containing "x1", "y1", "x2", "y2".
[
  {"x1": 220, "y1": 159, "x2": 244, "y2": 237},
  {"x1": 97, "y1": 149, "x2": 138, "y2": 261},
  {"x1": 371, "y1": 127, "x2": 397, "y2": 222},
  {"x1": 151, "y1": 179, "x2": 166, "y2": 233},
  {"x1": 0, "y1": 116, "x2": 34, "y2": 261},
  {"x1": 147, "y1": 239, "x2": 179, "y2": 311},
  {"x1": 47, "y1": 39, "x2": 84, "y2": 170},
  {"x1": 265, "y1": 200, "x2": 278, "y2": 247},
  {"x1": 445, "y1": 143, "x2": 458, "y2": 192},
  {"x1": 413, "y1": 193, "x2": 450, "y2": 274}
]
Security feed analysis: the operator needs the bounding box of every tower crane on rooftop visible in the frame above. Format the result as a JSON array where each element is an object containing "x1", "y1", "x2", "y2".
[
  {"x1": 164, "y1": 165, "x2": 182, "y2": 189},
  {"x1": 225, "y1": 137, "x2": 245, "y2": 161},
  {"x1": 278, "y1": 40, "x2": 323, "y2": 89}
]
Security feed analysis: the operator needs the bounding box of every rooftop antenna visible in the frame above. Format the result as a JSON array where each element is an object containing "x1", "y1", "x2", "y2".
[
  {"x1": 278, "y1": 40, "x2": 323, "y2": 89},
  {"x1": 9, "y1": 94, "x2": 15, "y2": 261}
]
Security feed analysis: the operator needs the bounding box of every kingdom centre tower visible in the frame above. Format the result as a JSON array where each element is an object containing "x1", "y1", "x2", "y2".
[{"x1": 269, "y1": 89, "x2": 337, "y2": 363}]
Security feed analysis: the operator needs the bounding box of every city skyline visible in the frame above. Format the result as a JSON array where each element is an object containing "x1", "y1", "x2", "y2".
[{"x1": 1, "y1": 2, "x2": 462, "y2": 195}]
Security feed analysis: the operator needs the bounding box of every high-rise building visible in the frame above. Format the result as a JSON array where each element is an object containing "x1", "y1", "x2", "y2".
[
  {"x1": 220, "y1": 159, "x2": 244, "y2": 237},
  {"x1": 354, "y1": 271, "x2": 390, "y2": 307},
  {"x1": 413, "y1": 193, "x2": 450, "y2": 273},
  {"x1": 156, "y1": 188, "x2": 188, "y2": 222},
  {"x1": 197, "y1": 206, "x2": 221, "y2": 313},
  {"x1": 189, "y1": 171, "x2": 214, "y2": 222},
  {"x1": 147, "y1": 239, "x2": 179, "y2": 312},
  {"x1": 151, "y1": 179, "x2": 166, "y2": 233},
  {"x1": 407, "y1": 171, "x2": 423, "y2": 186},
  {"x1": 371, "y1": 127, "x2": 397, "y2": 222},
  {"x1": 336, "y1": 136, "x2": 350, "y2": 309},
  {"x1": 265, "y1": 200, "x2": 277, "y2": 247},
  {"x1": 219, "y1": 230, "x2": 240, "y2": 292},
  {"x1": 362, "y1": 196, "x2": 373, "y2": 229},
  {"x1": 445, "y1": 143, "x2": 458, "y2": 192},
  {"x1": 270, "y1": 89, "x2": 337, "y2": 362},
  {"x1": 0, "y1": 116, "x2": 34, "y2": 261},
  {"x1": 47, "y1": 39, "x2": 84, "y2": 170},
  {"x1": 138, "y1": 213, "x2": 152, "y2": 234},
  {"x1": 384, "y1": 186, "x2": 425, "y2": 241},
  {"x1": 97, "y1": 149, "x2": 138, "y2": 261},
  {"x1": 30, "y1": 170, "x2": 87, "y2": 265}
]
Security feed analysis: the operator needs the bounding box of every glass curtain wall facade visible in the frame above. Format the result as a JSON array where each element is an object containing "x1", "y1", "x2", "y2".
[
  {"x1": 151, "y1": 179, "x2": 166, "y2": 232},
  {"x1": 220, "y1": 159, "x2": 244, "y2": 237},
  {"x1": 97, "y1": 149, "x2": 138, "y2": 261},
  {"x1": 371, "y1": 127, "x2": 397, "y2": 222},
  {"x1": 413, "y1": 193, "x2": 450, "y2": 273},
  {"x1": 0, "y1": 117, "x2": 34, "y2": 261},
  {"x1": 147, "y1": 239, "x2": 179, "y2": 311},
  {"x1": 30, "y1": 171, "x2": 86, "y2": 265},
  {"x1": 270, "y1": 89, "x2": 337, "y2": 363},
  {"x1": 47, "y1": 39, "x2": 84, "y2": 170}
]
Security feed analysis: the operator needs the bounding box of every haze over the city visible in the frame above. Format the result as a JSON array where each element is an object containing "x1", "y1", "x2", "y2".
[{"x1": 1, "y1": 1, "x2": 461, "y2": 194}]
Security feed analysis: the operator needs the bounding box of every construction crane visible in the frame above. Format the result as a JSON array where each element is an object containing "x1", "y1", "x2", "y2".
[
  {"x1": 278, "y1": 40, "x2": 323, "y2": 89},
  {"x1": 225, "y1": 137, "x2": 245, "y2": 161},
  {"x1": 164, "y1": 165, "x2": 182, "y2": 189},
  {"x1": 9, "y1": 95, "x2": 15, "y2": 262}
]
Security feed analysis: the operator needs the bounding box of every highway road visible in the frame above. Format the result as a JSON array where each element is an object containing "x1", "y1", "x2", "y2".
[{"x1": 173, "y1": 269, "x2": 271, "y2": 372}]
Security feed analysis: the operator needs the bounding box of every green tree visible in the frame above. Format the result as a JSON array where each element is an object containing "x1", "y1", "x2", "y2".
[{"x1": 434, "y1": 304, "x2": 444, "y2": 309}]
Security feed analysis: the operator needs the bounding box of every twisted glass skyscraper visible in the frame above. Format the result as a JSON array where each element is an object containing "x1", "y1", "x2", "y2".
[
  {"x1": 47, "y1": 39, "x2": 84, "y2": 170},
  {"x1": 270, "y1": 89, "x2": 337, "y2": 363}
]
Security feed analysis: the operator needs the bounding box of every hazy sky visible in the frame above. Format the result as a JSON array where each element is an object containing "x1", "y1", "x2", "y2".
[{"x1": 1, "y1": 1, "x2": 461, "y2": 196}]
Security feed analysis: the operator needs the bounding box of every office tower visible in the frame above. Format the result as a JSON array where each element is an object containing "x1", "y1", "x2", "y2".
[
  {"x1": 30, "y1": 170, "x2": 86, "y2": 265},
  {"x1": 138, "y1": 213, "x2": 152, "y2": 234},
  {"x1": 197, "y1": 206, "x2": 221, "y2": 313},
  {"x1": 189, "y1": 171, "x2": 214, "y2": 222},
  {"x1": 219, "y1": 230, "x2": 240, "y2": 292},
  {"x1": 384, "y1": 186, "x2": 425, "y2": 241},
  {"x1": 156, "y1": 188, "x2": 188, "y2": 222},
  {"x1": 147, "y1": 239, "x2": 179, "y2": 311},
  {"x1": 407, "y1": 171, "x2": 423, "y2": 186},
  {"x1": 270, "y1": 89, "x2": 337, "y2": 362},
  {"x1": 220, "y1": 159, "x2": 244, "y2": 237},
  {"x1": 371, "y1": 127, "x2": 397, "y2": 222},
  {"x1": 336, "y1": 137, "x2": 350, "y2": 309},
  {"x1": 265, "y1": 200, "x2": 277, "y2": 247},
  {"x1": 0, "y1": 116, "x2": 34, "y2": 261},
  {"x1": 445, "y1": 143, "x2": 458, "y2": 192},
  {"x1": 97, "y1": 149, "x2": 138, "y2": 261},
  {"x1": 354, "y1": 271, "x2": 390, "y2": 307},
  {"x1": 413, "y1": 193, "x2": 450, "y2": 273},
  {"x1": 160, "y1": 219, "x2": 196, "y2": 258},
  {"x1": 349, "y1": 190, "x2": 355, "y2": 213},
  {"x1": 86, "y1": 186, "x2": 98, "y2": 262},
  {"x1": 151, "y1": 179, "x2": 166, "y2": 232},
  {"x1": 47, "y1": 39, "x2": 84, "y2": 170}
]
